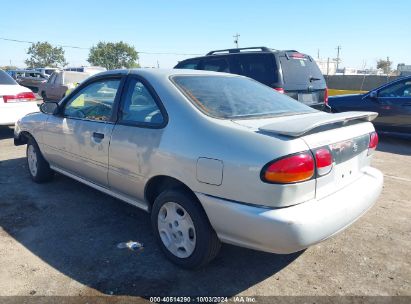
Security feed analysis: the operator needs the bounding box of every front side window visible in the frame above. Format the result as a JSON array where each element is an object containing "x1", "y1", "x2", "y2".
[
  {"x1": 379, "y1": 80, "x2": 411, "y2": 98},
  {"x1": 63, "y1": 79, "x2": 120, "y2": 121},
  {"x1": 172, "y1": 75, "x2": 315, "y2": 119},
  {"x1": 55, "y1": 73, "x2": 63, "y2": 85},
  {"x1": 48, "y1": 73, "x2": 57, "y2": 84},
  {"x1": 120, "y1": 78, "x2": 164, "y2": 125}
]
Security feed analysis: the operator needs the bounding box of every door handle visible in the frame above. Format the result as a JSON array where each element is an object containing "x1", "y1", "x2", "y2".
[{"x1": 92, "y1": 132, "x2": 104, "y2": 140}]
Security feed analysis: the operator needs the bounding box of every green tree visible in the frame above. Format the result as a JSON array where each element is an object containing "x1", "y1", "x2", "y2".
[
  {"x1": 25, "y1": 42, "x2": 67, "y2": 68},
  {"x1": 87, "y1": 41, "x2": 139, "y2": 70},
  {"x1": 377, "y1": 58, "x2": 392, "y2": 74},
  {"x1": 0, "y1": 65, "x2": 18, "y2": 71}
]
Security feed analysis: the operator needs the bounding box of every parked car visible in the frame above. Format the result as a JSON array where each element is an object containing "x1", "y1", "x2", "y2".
[
  {"x1": 15, "y1": 70, "x2": 48, "y2": 93},
  {"x1": 329, "y1": 76, "x2": 411, "y2": 136},
  {"x1": 0, "y1": 70, "x2": 38, "y2": 126},
  {"x1": 6, "y1": 70, "x2": 48, "y2": 92},
  {"x1": 64, "y1": 66, "x2": 106, "y2": 74},
  {"x1": 14, "y1": 69, "x2": 383, "y2": 268},
  {"x1": 7, "y1": 70, "x2": 29, "y2": 80},
  {"x1": 175, "y1": 47, "x2": 328, "y2": 110},
  {"x1": 38, "y1": 71, "x2": 92, "y2": 101},
  {"x1": 35, "y1": 67, "x2": 60, "y2": 77}
]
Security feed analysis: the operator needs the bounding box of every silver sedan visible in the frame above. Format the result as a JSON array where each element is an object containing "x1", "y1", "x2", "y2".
[{"x1": 14, "y1": 69, "x2": 383, "y2": 268}]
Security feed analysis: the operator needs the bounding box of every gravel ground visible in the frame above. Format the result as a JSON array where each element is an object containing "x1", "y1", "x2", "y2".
[{"x1": 0, "y1": 126, "x2": 410, "y2": 300}]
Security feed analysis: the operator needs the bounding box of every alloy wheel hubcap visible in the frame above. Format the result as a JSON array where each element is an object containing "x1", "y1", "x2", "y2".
[
  {"x1": 157, "y1": 202, "x2": 196, "y2": 258},
  {"x1": 27, "y1": 145, "x2": 38, "y2": 176}
]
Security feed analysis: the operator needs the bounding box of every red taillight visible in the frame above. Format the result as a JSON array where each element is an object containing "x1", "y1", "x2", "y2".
[
  {"x1": 368, "y1": 132, "x2": 379, "y2": 155},
  {"x1": 3, "y1": 92, "x2": 36, "y2": 103},
  {"x1": 324, "y1": 87, "x2": 329, "y2": 105},
  {"x1": 315, "y1": 148, "x2": 333, "y2": 176},
  {"x1": 274, "y1": 87, "x2": 285, "y2": 94},
  {"x1": 291, "y1": 53, "x2": 305, "y2": 59},
  {"x1": 262, "y1": 152, "x2": 314, "y2": 184}
]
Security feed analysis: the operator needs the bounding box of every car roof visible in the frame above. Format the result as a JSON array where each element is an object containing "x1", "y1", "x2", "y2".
[{"x1": 176, "y1": 48, "x2": 305, "y2": 63}]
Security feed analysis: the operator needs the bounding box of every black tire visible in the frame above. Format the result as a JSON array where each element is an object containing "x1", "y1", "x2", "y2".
[
  {"x1": 151, "y1": 189, "x2": 221, "y2": 269},
  {"x1": 26, "y1": 137, "x2": 54, "y2": 183}
]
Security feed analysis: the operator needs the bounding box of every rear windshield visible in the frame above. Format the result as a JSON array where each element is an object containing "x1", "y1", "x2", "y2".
[
  {"x1": 280, "y1": 55, "x2": 324, "y2": 85},
  {"x1": 172, "y1": 75, "x2": 315, "y2": 119},
  {"x1": 0, "y1": 70, "x2": 17, "y2": 85}
]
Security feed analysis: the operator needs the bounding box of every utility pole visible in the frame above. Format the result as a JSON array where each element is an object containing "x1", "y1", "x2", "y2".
[
  {"x1": 157, "y1": 60, "x2": 160, "y2": 69},
  {"x1": 326, "y1": 57, "x2": 330, "y2": 76},
  {"x1": 233, "y1": 33, "x2": 240, "y2": 48},
  {"x1": 335, "y1": 45, "x2": 342, "y2": 71},
  {"x1": 317, "y1": 49, "x2": 320, "y2": 59}
]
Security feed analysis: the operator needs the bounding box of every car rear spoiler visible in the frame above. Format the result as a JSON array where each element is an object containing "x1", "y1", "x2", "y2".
[{"x1": 259, "y1": 111, "x2": 378, "y2": 137}]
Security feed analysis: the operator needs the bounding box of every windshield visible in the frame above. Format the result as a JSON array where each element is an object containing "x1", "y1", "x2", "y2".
[
  {"x1": 0, "y1": 70, "x2": 18, "y2": 85},
  {"x1": 172, "y1": 75, "x2": 315, "y2": 119}
]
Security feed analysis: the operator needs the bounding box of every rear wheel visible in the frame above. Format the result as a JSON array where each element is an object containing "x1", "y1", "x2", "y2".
[
  {"x1": 151, "y1": 189, "x2": 221, "y2": 269},
  {"x1": 26, "y1": 137, "x2": 54, "y2": 183}
]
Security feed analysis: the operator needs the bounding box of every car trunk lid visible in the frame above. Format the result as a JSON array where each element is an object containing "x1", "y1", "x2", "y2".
[
  {"x1": 257, "y1": 111, "x2": 377, "y2": 137},
  {"x1": 232, "y1": 111, "x2": 378, "y2": 199}
]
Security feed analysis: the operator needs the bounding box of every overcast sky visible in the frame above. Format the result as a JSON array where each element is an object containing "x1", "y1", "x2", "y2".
[{"x1": 1, "y1": 0, "x2": 410, "y2": 69}]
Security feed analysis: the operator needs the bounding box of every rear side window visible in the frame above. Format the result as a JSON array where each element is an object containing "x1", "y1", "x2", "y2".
[
  {"x1": 176, "y1": 59, "x2": 201, "y2": 70},
  {"x1": 172, "y1": 75, "x2": 314, "y2": 119},
  {"x1": 201, "y1": 58, "x2": 230, "y2": 72},
  {"x1": 280, "y1": 54, "x2": 324, "y2": 86},
  {"x1": 120, "y1": 78, "x2": 164, "y2": 125},
  {"x1": 0, "y1": 70, "x2": 17, "y2": 85},
  {"x1": 232, "y1": 54, "x2": 278, "y2": 86}
]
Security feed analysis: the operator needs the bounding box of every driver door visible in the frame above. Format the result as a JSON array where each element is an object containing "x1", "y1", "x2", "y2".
[{"x1": 42, "y1": 76, "x2": 124, "y2": 187}]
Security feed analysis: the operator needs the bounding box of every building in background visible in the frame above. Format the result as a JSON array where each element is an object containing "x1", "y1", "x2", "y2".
[
  {"x1": 335, "y1": 67, "x2": 384, "y2": 75},
  {"x1": 315, "y1": 58, "x2": 337, "y2": 75},
  {"x1": 397, "y1": 64, "x2": 411, "y2": 76}
]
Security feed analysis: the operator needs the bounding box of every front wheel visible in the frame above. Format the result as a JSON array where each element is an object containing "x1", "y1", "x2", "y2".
[
  {"x1": 27, "y1": 138, "x2": 54, "y2": 183},
  {"x1": 151, "y1": 189, "x2": 221, "y2": 269}
]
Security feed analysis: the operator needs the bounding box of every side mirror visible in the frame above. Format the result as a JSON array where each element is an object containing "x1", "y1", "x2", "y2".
[
  {"x1": 369, "y1": 90, "x2": 378, "y2": 99},
  {"x1": 40, "y1": 102, "x2": 59, "y2": 115}
]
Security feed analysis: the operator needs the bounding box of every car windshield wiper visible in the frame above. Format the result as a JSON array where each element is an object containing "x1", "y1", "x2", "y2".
[{"x1": 309, "y1": 76, "x2": 321, "y2": 82}]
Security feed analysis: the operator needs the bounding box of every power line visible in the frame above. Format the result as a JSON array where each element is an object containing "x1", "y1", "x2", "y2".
[
  {"x1": 0, "y1": 36, "x2": 202, "y2": 56},
  {"x1": 0, "y1": 37, "x2": 89, "y2": 49}
]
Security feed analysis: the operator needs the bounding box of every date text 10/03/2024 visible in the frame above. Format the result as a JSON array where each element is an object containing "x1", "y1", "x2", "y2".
[{"x1": 149, "y1": 296, "x2": 257, "y2": 303}]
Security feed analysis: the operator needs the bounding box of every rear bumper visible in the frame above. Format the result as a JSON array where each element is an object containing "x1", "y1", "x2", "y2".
[{"x1": 196, "y1": 167, "x2": 383, "y2": 254}]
